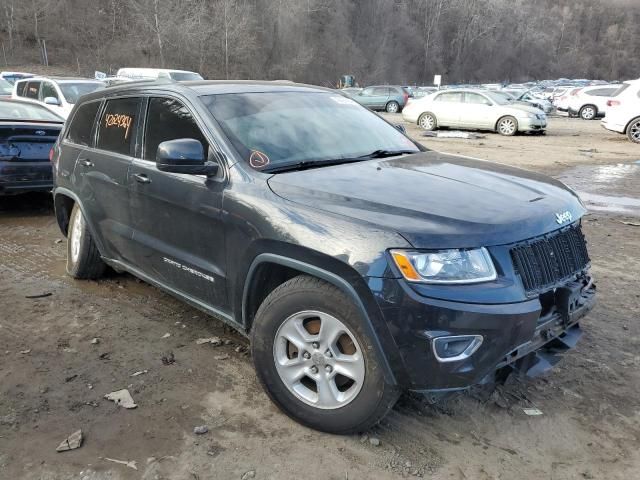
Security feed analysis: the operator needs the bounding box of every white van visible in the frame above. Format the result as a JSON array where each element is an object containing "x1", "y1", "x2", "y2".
[{"x1": 115, "y1": 68, "x2": 203, "y2": 81}]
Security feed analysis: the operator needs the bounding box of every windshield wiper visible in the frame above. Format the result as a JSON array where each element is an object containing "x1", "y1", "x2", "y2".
[
  {"x1": 356, "y1": 149, "x2": 418, "y2": 159},
  {"x1": 263, "y1": 157, "x2": 366, "y2": 174},
  {"x1": 263, "y1": 150, "x2": 417, "y2": 174}
]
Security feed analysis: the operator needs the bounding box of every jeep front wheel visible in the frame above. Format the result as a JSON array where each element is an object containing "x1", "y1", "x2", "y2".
[
  {"x1": 251, "y1": 275, "x2": 398, "y2": 434},
  {"x1": 66, "y1": 203, "x2": 106, "y2": 279}
]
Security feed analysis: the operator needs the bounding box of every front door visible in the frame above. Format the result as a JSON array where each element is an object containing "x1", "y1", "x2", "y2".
[
  {"x1": 462, "y1": 92, "x2": 495, "y2": 128},
  {"x1": 126, "y1": 96, "x2": 228, "y2": 312}
]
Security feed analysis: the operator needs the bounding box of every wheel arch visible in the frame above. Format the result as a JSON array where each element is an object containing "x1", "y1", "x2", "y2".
[
  {"x1": 53, "y1": 187, "x2": 106, "y2": 255},
  {"x1": 241, "y1": 253, "x2": 400, "y2": 386},
  {"x1": 624, "y1": 115, "x2": 640, "y2": 135}
]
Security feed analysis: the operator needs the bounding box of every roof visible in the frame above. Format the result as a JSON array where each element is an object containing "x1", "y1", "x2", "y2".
[
  {"x1": 16, "y1": 76, "x2": 103, "y2": 83},
  {"x1": 83, "y1": 79, "x2": 335, "y2": 102}
]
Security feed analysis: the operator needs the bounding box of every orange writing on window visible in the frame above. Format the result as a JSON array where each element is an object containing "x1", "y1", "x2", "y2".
[{"x1": 105, "y1": 114, "x2": 133, "y2": 140}]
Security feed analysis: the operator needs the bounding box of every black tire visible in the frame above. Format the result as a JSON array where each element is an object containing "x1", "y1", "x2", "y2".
[
  {"x1": 497, "y1": 115, "x2": 518, "y2": 136},
  {"x1": 66, "y1": 203, "x2": 105, "y2": 279},
  {"x1": 385, "y1": 101, "x2": 400, "y2": 113},
  {"x1": 251, "y1": 275, "x2": 399, "y2": 434},
  {"x1": 418, "y1": 112, "x2": 437, "y2": 131},
  {"x1": 626, "y1": 116, "x2": 640, "y2": 144},
  {"x1": 579, "y1": 104, "x2": 597, "y2": 120}
]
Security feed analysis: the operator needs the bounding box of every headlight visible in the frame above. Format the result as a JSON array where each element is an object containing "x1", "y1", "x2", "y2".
[{"x1": 391, "y1": 248, "x2": 497, "y2": 284}]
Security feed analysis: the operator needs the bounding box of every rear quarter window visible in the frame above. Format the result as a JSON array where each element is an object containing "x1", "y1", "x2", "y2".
[
  {"x1": 66, "y1": 101, "x2": 102, "y2": 146},
  {"x1": 96, "y1": 97, "x2": 141, "y2": 155}
]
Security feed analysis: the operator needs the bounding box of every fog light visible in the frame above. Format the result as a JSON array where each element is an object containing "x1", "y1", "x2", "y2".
[{"x1": 432, "y1": 335, "x2": 483, "y2": 363}]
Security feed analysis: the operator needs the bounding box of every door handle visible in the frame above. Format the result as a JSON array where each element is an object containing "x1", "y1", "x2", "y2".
[
  {"x1": 79, "y1": 158, "x2": 93, "y2": 167},
  {"x1": 133, "y1": 173, "x2": 151, "y2": 184}
]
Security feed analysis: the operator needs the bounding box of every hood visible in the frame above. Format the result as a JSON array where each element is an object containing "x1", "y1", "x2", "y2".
[
  {"x1": 267, "y1": 152, "x2": 586, "y2": 249},
  {"x1": 506, "y1": 103, "x2": 542, "y2": 115}
]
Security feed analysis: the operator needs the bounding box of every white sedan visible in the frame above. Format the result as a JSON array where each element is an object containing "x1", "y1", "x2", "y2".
[{"x1": 402, "y1": 89, "x2": 547, "y2": 136}]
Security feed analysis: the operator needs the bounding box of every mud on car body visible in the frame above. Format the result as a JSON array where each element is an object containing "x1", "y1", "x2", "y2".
[{"x1": 51, "y1": 80, "x2": 596, "y2": 433}]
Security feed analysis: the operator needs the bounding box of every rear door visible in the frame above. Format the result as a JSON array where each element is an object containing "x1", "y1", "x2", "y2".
[
  {"x1": 126, "y1": 96, "x2": 229, "y2": 311},
  {"x1": 432, "y1": 92, "x2": 463, "y2": 126},
  {"x1": 371, "y1": 87, "x2": 390, "y2": 109},
  {"x1": 72, "y1": 97, "x2": 141, "y2": 262}
]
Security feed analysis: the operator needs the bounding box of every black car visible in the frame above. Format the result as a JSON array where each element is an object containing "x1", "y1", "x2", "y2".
[
  {"x1": 51, "y1": 80, "x2": 596, "y2": 433},
  {"x1": 0, "y1": 99, "x2": 64, "y2": 195}
]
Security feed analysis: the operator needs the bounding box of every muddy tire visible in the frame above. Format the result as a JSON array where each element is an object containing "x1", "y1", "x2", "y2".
[
  {"x1": 386, "y1": 101, "x2": 400, "y2": 113},
  {"x1": 251, "y1": 275, "x2": 399, "y2": 434},
  {"x1": 497, "y1": 116, "x2": 518, "y2": 136},
  {"x1": 66, "y1": 203, "x2": 105, "y2": 279},
  {"x1": 418, "y1": 112, "x2": 437, "y2": 131},
  {"x1": 579, "y1": 104, "x2": 597, "y2": 120},
  {"x1": 626, "y1": 116, "x2": 640, "y2": 144}
]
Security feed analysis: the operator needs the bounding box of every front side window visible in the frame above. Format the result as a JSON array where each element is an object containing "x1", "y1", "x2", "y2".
[
  {"x1": 41, "y1": 82, "x2": 59, "y2": 101},
  {"x1": 465, "y1": 93, "x2": 492, "y2": 105},
  {"x1": 66, "y1": 101, "x2": 101, "y2": 146},
  {"x1": 361, "y1": 87, "x2": 374, "y2": 96},
  {"x1": 200, "y1": 92, "x2": 418, "y2": 170},
  {"x1": 96, "y1": 97, "x2": 141, "y2": 155},
  {"x1": 59, "y1": 82, "x2": 103, "y2": 104},
  {"x1": 0, "y1": 78, "x2": 12, "y2": 95},
  {"x1": 143, "y1": 97, "x2": 208, "y2": 161}
]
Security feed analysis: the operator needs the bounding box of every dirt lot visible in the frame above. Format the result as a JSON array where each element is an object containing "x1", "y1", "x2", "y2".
[{"x1": 1, "y1": 116, "x2": 639, "y2": 480}]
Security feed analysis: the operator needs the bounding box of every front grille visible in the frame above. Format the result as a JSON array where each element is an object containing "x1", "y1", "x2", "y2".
[{"x1": 511, "y1": 223, "x2": 590, "y2": 294}]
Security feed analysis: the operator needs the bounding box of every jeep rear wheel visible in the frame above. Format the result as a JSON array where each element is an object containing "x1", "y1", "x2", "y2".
[
  {"x1": 386, "y1": 101, "x2": 400, "y2": 113},
  {"x1": 66, "y1": 203, "x2": 105, "y2": 279},
  {"x1": 251, "y1": 275, "x2": 399, "y2": 434}
]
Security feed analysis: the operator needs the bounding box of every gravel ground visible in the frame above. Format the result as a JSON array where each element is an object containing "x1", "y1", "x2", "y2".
[{"x1": 0, "y1": 116, "x2": 638, "y2": 479}]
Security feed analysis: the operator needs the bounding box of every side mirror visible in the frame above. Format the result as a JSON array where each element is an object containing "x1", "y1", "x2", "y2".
[
  {"x1": 44, "y1": 96, "x2": 60, "y2": 105},
  {"x1": 395, "y1": 124, "x2": 407, "y2": 134},
  {"x1": 156, "y1": 138, "x2": 219, "y2": 176}
]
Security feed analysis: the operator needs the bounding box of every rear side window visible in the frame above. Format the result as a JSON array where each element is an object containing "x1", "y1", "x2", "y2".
[
  {"x1": 587, "y1": 88, "x2": 617, "y2": 97},
  {"x1": 15, "y1": 81, "x2": 28, "y2": 97},
  {"x1": 435, "y1": 92, "x2": 463, "y2": 103},
  {"x1": 372, "y1": 87, "x2": 389, "y2": 96},
  {"x1": 25, "y1": 81, "x2": 41, "y2": 99},
  {"x1": 143, "y1": 97, "x2": 207, "y2": 161},
  {"x1": 66, "y1": 101, "x2": 101, "y2": 146},
  {"x1": 96, "y1": 97, "x2": 141, "y2": 155}
]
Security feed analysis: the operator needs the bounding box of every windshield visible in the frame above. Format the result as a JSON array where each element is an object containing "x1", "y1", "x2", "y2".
[
  {"x1": 170, "y1": 72, "x2": 203, "y2": 81},
  {"x1": 0, "y1": 78, "x2": 12, "y2": 95},
  {"x1": 201, "y1": 92, "x2": 419, "y2": 170},
  {"x1": 0, "y1": 100, "x2": 63, "y2": 122},
  {"x1": 59, "y1": 82, "x2": 103, "y2": 104},
  {"x1": 483, "y1": 91, "x2": 511, "y2": 105}
]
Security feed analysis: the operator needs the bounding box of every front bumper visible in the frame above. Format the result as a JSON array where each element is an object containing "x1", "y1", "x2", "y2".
[
  {"x1": 0, "y1": 161, "x2": 53, "y2": 195},
  {"x1": 369, "y1": 274, "x2": 596, "y2": 391},
  {"x1": 519, "y1": 118, "x2": 547, "y2": 131}
]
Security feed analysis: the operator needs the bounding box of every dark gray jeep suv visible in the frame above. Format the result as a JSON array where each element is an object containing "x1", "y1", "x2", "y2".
[{"x1": 52, "y1": 80, "x2": 596, "y2": 433}]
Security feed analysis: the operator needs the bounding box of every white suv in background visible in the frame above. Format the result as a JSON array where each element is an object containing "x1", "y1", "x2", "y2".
[
  {"x1": 601, "y1": 79, "x2": 640, "y2": 144},
  {"x1": 567, "y1": 85, "x2": 619, "y2": 120},
  {"x1": 12, "y1": 77, "x2": 104, "y2": 119}
]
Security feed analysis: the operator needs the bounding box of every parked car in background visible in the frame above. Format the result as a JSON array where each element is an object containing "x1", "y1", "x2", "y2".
[
  {"x1": 0, "y1": 71, "x2": 34, "y2": 84},
  {"x1": 0, "y1": 98, "x2": 64, "y2": 195},
  {"x1": 12, "y1": 77, "x2": 104, "y2": 119},
  {"x1": 352, "y1": 85, "x2": 410, "y2": 113},
  {"x1": 116, "y1": 68, "x2": 203, "y2": 81},
  {"x1": 504, "y1": 90, "x2": 554, "y2": 114},
  {"x1": 601, "y1": 79, "x2": 640, "y2": 143},
  {"x1": 403, "y1": 89, "x2": 547, "y2": 135},
  {"x1": 567, "y1": 85, "x2": 619, "y2": 120},
  {"x1": 554, "y1": 87, "x2": 583, "y2": 113},
  {"x1": 0, "y1": 78, "x2": 13, "y2": 97},
  {"x1": 340, "y1": 87, "x2": 362, "y2": 97},
  {"x1": 51, "y1": 80, "x2": 594, "y2": 433},
  {"x1": 412, "y1": 87, "x2": 438, "y2": 98}
]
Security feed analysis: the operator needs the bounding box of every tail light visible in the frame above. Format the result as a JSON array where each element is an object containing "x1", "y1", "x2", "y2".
[
  {"x1": 403, "y1": 92, "x2": 409, "y2": 104},
  {"x1": 607, "y1": 100, "x2": 620, "y2": 107},
  {"x1": 49, "y1": 147, "x2": 54, "y2": 162}
]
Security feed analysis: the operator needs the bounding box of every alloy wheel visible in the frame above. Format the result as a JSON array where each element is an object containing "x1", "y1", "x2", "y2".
[
  {"x1": 420, "y1": 114, "x2": 435, "y2": 130},
  {"x1": 629, "y1": 120, "x2": 640, "y2": 143},
  {"x1": 273, "y1": 310, "x2": 365, "y2": 409},
  {"x1": 387, "y1": 102, "x2": 399, "y2": 113},
  {"x1": 498, "y1": 118, "x2": 516, "y2": 135},
  {"x1": 70, "y1": 210, "x2": 83, "y2": 263},
  {"x1": 581, "y1": 106, "x2": 595, "y2": 120}
]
